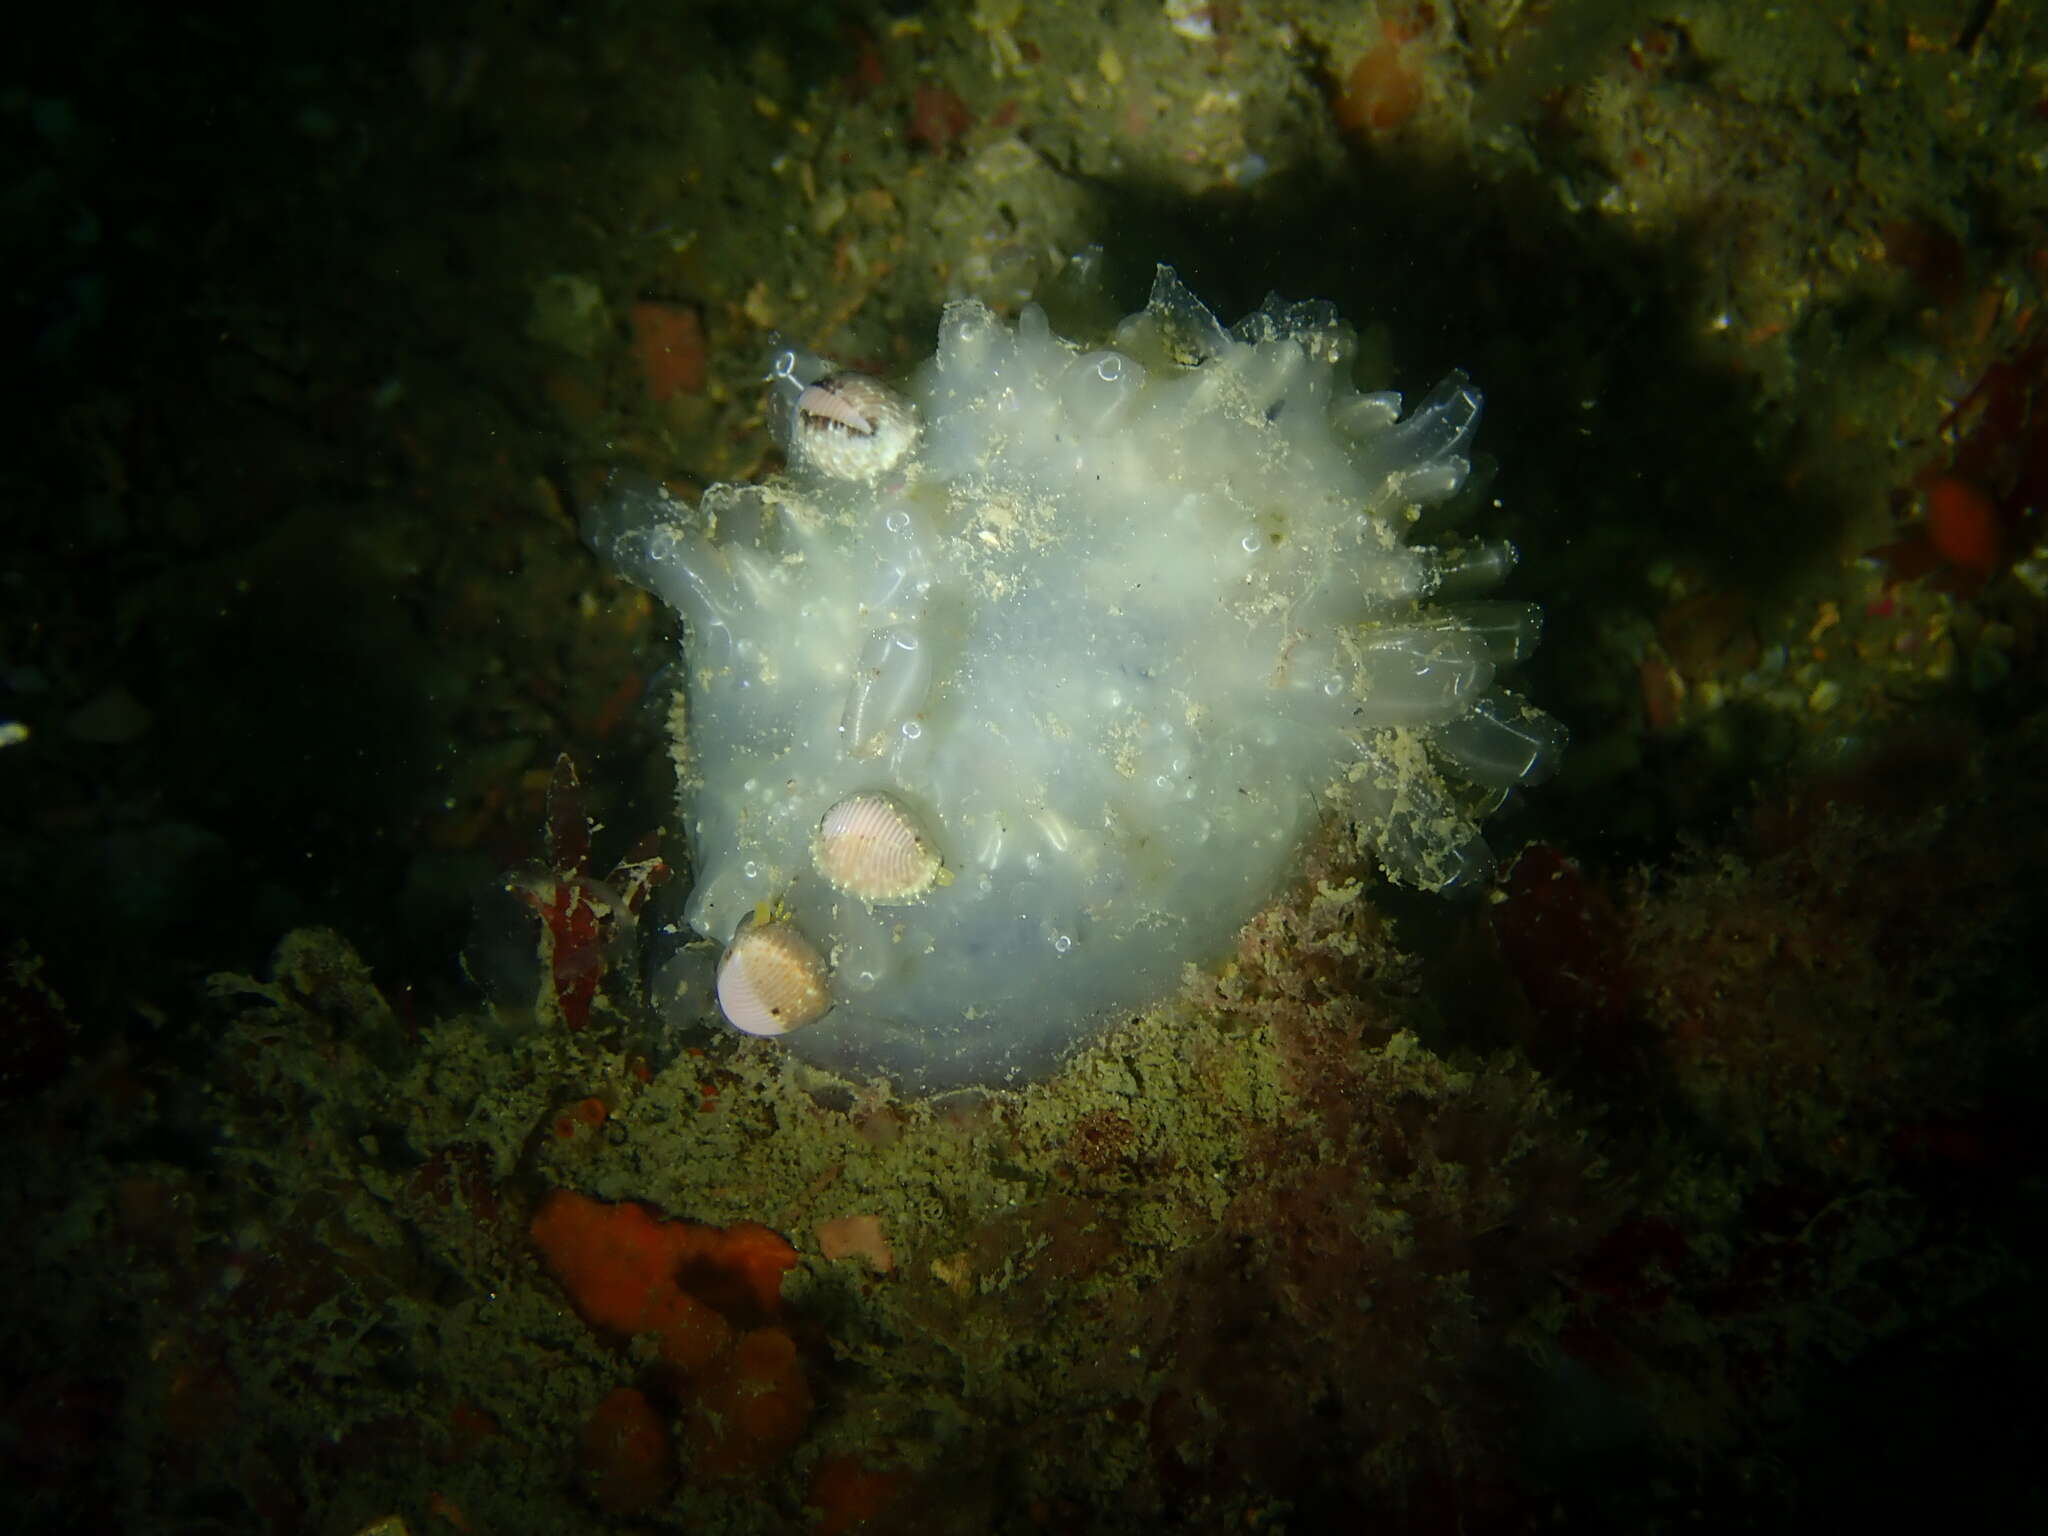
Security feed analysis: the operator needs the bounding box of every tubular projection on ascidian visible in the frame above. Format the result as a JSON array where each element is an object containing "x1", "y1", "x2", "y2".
[{"x1": 588, "y1": 263, "x2": 1565, "y2": 1089}]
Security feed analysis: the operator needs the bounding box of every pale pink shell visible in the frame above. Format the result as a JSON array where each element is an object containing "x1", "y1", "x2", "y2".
[
  {"x1": 813, "y1": 791, "x2": 942, "y2": 902},
  {"x1": 716, "y1": 922, "x2": 831, "y2": 1036},
  {"x1": 792, "y1": 373, "x2": 919, "y2": 481}
]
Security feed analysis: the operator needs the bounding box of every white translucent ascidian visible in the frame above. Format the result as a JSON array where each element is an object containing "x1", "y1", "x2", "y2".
[{"x1": 588, "y1": 265, "x2": 1566, "y2": 1089}]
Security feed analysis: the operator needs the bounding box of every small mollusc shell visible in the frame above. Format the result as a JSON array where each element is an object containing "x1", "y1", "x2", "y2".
[
  {"x1": 792, "y1": 374, "x2": 920, "y2": 481},
  {"x1": 717, "y1": 922, "x2": 831, "y2": 1036},
  {"x1": 814, "y1": 791, "x2": 942, "y2": 902}
]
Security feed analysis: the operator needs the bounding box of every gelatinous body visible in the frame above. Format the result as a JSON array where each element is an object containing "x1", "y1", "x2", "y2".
[{"x1": 591, "y1": 266, "x2": 1563, "y2": 1087}]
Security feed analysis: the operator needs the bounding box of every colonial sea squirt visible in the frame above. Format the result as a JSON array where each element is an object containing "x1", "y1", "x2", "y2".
[{"x1": 591, "y1": 267, "x2": 1564, "y2": 1089}]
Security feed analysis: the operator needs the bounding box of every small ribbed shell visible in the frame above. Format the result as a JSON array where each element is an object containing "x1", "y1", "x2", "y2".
[
  {"x1": 716, "y1": 922, "x2": 831, "y2": 1037},
  {"x1": 814, "y1": 791, "x2": 942, "y2": 903},
  {"x1": 791, "y1": 373, "x2": 920, "y2": 481}
]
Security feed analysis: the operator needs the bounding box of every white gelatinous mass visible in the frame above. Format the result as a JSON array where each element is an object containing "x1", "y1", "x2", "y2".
[{"x1": 590, "y1": 265, "x2": 1565, "y2": 1088}]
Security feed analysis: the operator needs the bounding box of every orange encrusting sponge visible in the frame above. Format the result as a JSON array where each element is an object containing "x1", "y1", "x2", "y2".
[
  {"x1": 683, "y1": 1326, "x2": 815, "y2": 1479},
  {"x1": 1331, "y1": 12, "x2": 1431, "y2": 138},
  {"x1": 629, "y1": 301, "x2": 709, "y2": 403},
  {"x1": 579, "y1": 1386, "x2": 677, "y2": 1515},
  {"x1": 806, "y1": 1453, "x2": 909, "y2": 1533},
  {"x1": 1923, "y1": 474, "x2": 2003, "y2": 582},
  {"x1": 532, "y1": 1189, "x2": 816, "y2": 1488},
  {"x1": 530, "y1": 1189, "x2": 760, "y2": 1371}
]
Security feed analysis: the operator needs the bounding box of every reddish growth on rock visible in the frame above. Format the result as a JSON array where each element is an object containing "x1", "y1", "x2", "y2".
[
  {"x1": 531, "y1": 1189, "x2": 795, "y2": 1370},
  {"x1": 629, "y1": 301, "x2": 708, "y2": 403},
  {"x1": 579, "y1": 1386, "x2": 676, "y2": 1514},
  {"x1": 531, "y1": 1190, "x2": 814, "y2": 1486}
]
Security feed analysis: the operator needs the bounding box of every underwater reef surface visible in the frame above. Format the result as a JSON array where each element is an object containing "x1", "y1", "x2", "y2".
[{"x1": 4, "y1": 1, "x2": 2046, "y2": 1531}]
